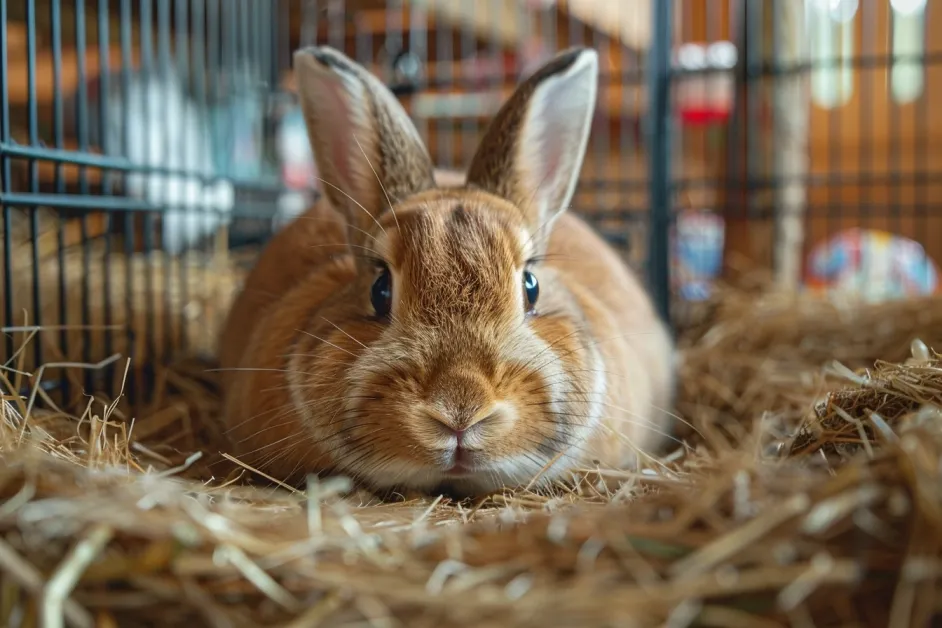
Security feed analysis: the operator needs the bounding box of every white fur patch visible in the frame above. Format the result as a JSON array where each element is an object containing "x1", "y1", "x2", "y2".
[{"x1": 574, "y1": 343, "x2": 607, "y2": 441}]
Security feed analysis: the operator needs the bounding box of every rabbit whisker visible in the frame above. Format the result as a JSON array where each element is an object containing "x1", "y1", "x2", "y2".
[
  {"x1": 296, "y1": 329, "x2": 359, "y2": 359},
  {"x1": 314, "y1": 175, "x2": 387, "y2": 236},
  {"x1": 352, "y1": 133, "x2": 401, "y2": 232},
  {"x1": 320, "y1": 316, "x2": 369, "y2": 350}
]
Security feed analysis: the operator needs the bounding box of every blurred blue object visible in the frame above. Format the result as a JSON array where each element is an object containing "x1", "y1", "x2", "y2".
[
  {"x1": 210, "y1": 95, "x2": 265, "y2": 182},
  {"x1": 207, "y1": 65, "x2": 281, "y2": 184}
]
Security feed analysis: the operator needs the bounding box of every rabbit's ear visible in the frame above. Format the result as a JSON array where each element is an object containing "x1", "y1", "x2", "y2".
[
  {"x1": 293, "y1": 46, "x2": 435, "y2": 246},
  {"x1": 466, "y1": 48, "x2": 598, "y2": 244}
]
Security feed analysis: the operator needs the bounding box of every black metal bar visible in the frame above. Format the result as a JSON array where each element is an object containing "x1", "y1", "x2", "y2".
[
  {"x1": 859, "y1": 0, "x2": 874, "y2": 289},
  {"x1": 26, "y1": 0, "x2": 43, "y2": 371},
  {"x1": 768, "y1": 0, "x2": 779, "y2": 264},
  {"x1": 158, "y1": 0, "x2": 173, "y2": 361},
  {"x1": 889, "y1": 7, "x2": 902, "y2": 268},
  {"x1": 99, "y1": 0, "x2": 115, "y2": 392},
  {"x1": 0, "y1": 142, "x2": 234, "y2": 181},
  {"x1": 141, "y1": 0, "x2": 157, "y2": 397},
  {"x1": 51, "y1": 0, "x2": 71, "y2": 406},
  {"x1": 645, "y1": 0, "x2": 673, "y2": 324},
  {"x1": 219, "y1": 0, "x2": 236, "y2": 291},
  {"x1": 917, "y1": 2, "x2": 930, "y2": 288},
  {"x1": 0, "y1": 0, "x2": 14, "y2": 362},
  {"x1": 8, "y1": 195, "x2": 928, "y2": 226},
  {"x1": 75, "y1": 0, "x2": 93, "y2": 394},
  {"x1": 1, "y1": 157, "x2": 937, "y2": 200},
  {"x1": 199, "y1": 0, "x2": 216, "y2": 351},
  {"x1": 176, "y1": 0, "x2": 190, "y2": 354},
  {"x1": 120, "y1": 0, "x2": 135, "y2": 405},
  {"x1": 224, "y1": 0, "x2": 236, "y2": 189},
  {"x1": 726, "y1": 50, "x2": 940, "y2": 78},
  {"x1": 719, "y1": 0, "x2": 750, "y2": 275},
  {"x1": 826, "y1": 6, "x2": 839, "y2": 295}
]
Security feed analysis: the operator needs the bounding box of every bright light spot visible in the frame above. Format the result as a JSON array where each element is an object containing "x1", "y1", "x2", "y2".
[
  {"x1": 811, "y1": 0, "x2": 859, "y2": 23},
  {"x1": 890, "y1": 0, "x2": 927, "y2": 16},
  {"x1": 677, "y1": 43, "x2": 706, "y2": 70},
  {"x1": 707, "y1": 41, "x2": 737, "y2": 69}
]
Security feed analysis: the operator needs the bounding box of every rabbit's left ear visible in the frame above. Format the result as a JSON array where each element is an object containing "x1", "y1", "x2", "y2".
[
  {"x1": 293, "y1": 46, "x2": 436, "y2": 249},
  {"x1": 466, "y1": 47, "x2": 598, "y2": 241}
]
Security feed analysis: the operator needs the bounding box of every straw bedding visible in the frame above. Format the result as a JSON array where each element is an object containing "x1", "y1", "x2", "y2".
[
  {"x1": 2, "y1": 247, "x2": 942, "y2": 626},
  {"x1": 1, "y1": 213, "x2": 241, "y2": 374}
]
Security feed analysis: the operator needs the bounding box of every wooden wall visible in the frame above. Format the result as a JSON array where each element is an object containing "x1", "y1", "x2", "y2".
[
  {"x1": 678, "y1": 0, "x2": 942, "y2": 272},
  {"x1": 803, "y1": 3, "x2": 942, "y2": 265}
]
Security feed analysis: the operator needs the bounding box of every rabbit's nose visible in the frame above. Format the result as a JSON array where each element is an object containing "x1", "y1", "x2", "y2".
[{"x1": 423, "y1": 402, "x2": 513, "y2": 440}]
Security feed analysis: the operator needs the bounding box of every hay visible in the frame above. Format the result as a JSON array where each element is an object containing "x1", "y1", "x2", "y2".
[
  {"x1": 1, "y1": 215, "x2": 245, "y2": 380},
  {"x1": 2, "y1": 274, "x2": 942, "y2": 626},
  {"x1": 675, "y1": 282, "x2": 942, "y2": 449}
]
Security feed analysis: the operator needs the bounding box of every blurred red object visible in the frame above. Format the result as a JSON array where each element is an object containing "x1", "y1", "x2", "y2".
[{"x1": 673, "y1": 41, "x2": 736, "y2": 127}]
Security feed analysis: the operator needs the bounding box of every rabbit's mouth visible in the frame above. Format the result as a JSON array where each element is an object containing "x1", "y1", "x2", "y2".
[
  {"x1": 443, "y1": 466, "x2": 473, "y2": 478},
  {"x1": 441, "y1": 444, "x2": 483, "y2": 477},
  {"x1": 443, "y1": 454, "x2": 476, "y2": 477}
]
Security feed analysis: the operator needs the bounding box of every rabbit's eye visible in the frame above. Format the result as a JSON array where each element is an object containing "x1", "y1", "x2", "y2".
[
  {"x1": 371, "y1": 267, "x2": 392, "y2": 317},
  {"x1": 523, "y1": 270, "x2": 539, "y2": 312}
]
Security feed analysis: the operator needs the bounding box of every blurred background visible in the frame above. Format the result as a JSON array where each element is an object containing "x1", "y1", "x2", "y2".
[{"x1": 1, "y1": 0, "x2": 940, "y2": 400}]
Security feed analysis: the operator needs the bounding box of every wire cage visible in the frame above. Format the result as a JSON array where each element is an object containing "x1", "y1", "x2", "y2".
[{"x1": 1, "y1": 0, "x2": 940, "y2": 411}]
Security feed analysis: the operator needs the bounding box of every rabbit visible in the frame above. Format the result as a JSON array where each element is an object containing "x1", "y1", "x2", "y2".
[
  {"x1": 217, "y1": 45, "x2": 676, "y2": 497},
  {"x1": 80, "y1": 69, "x2": 235, "y2": 255}
]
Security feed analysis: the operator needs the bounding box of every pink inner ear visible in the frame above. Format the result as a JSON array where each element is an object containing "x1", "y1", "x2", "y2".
[
  {"x1": 541, "y1": 129, "x2": 564, "y2": 188},
  {"x1": 320, "y1": 76, "x2": 356, "y2": 190},
  {"x1": 528, "y1": 110, "x2": 569, "y2": 206}
]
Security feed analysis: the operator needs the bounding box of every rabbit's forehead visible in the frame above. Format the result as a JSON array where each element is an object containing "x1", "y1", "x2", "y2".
[
  {"x1": 377, "y1": 196, "x2": 532, "y2": 272},
  {"x1": 371, "y1": 198, "x2": 532, "y2": 321}
]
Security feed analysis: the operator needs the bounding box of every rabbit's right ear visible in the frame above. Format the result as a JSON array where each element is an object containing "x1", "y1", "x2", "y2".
[
  {"x1": 293, "y1": 47, "x2": 436, "y2": 248},
  {"x1": 466, "y1": 48, "x2": 598, "y2": 250}
]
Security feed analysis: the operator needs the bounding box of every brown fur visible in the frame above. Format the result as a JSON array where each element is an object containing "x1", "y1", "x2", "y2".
[{"x1": 218, "y1": 47, "x2": 675, "y2": 496}]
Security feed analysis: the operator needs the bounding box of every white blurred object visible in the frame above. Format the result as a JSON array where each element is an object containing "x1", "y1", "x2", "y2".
[
  {"x1": 274, "y1": 190, "x2": 310, "y2": 232},
  {"x1": 272, "y1": 105, "x2": 318, "y2": 231},
  {"x1": 100, "y1": 70, "x2": 235, "y2": 255}
]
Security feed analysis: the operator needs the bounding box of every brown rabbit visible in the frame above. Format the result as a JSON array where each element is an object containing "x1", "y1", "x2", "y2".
[{"x1": 217, "y1": 46, "x2": 676, "y2": 497}]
